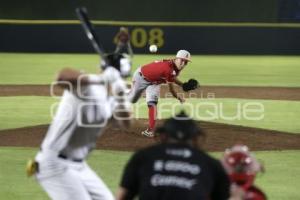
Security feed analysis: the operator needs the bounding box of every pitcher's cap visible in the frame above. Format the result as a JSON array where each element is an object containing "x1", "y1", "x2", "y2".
[{"x1": 176, "y1": 50, "x2": 191, "y2": 62}]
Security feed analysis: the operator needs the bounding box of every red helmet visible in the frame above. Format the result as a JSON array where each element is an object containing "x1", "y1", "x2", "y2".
[{"x1": 221, "y1": 145, "x2": 262, "y2": 190}]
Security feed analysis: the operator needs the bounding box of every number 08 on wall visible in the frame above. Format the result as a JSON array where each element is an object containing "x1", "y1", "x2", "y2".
[{"x1": 130, "y1": 28, "x2": 164, "y2": 48}]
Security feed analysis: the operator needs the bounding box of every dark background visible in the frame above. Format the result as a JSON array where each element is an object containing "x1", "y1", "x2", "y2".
[
  {"x1": 0, "y1": 0, "x2": 299, "y2": 54},
  {"x1": 0, "y1": 0, "x2": 280, "y2": 22}
]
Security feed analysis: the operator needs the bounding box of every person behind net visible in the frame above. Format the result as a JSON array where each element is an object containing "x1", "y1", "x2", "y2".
[
  {"x1": 116, "y1": 111, "x2": 230, "y2": 200},
  {"x1": 114, "y1": 27, "x2": 133, "y2": 58}
]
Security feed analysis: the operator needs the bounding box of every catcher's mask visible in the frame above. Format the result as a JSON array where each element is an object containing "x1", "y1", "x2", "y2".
[
  {"x1": 155, "y1": 111, "x2": 203, "y2": 141},
  {"x1": 221, "y1": 145, "x2": 263, "y2": 190},
  {"x1": 101, "y1": 53, "x2": 131, "y2": 78}
]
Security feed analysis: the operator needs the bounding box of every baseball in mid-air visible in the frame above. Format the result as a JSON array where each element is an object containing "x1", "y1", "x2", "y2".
[{"x1": 149, "y1": 44, "x2": 158, "y2": 53}]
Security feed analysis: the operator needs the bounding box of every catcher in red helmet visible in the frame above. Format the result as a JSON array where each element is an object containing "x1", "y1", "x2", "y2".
[{"x1": 221, "y1": 145, "x2": 267, "y2": 200}]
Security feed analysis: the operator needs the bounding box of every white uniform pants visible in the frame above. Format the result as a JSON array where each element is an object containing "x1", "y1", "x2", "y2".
[{"x1": 37, "y1": 160, "x2": 114, "y2": 200}]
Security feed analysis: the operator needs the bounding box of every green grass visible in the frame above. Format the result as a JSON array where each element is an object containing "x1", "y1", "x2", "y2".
[
  {"x1": 1, "y1": 96, "x2": 299, "y2": 134},
  {"x1": 0, "y1": 97, "x2": 57, "y2": 130},
  {"x1": 249, "y1": 150, "x2": 300, "y2": 200},
  {"x1": 134, "y1": 98, "x2": 300, "y2": 134},
  {"x1": 0, "y1": 147, "x2": 299, "y2": 200},
  {"x1": 190, "y1": 55, "x2": 300, "y2": 87},
  {"x1": 0, "y1": 53, "x2": 299, "y2": 200},
  {"x1": 1, "y1": 53, "x2": 300, "y2": 86},
  {"x1": 0, "y1": 53, "x2": 99, "y2": 85}
]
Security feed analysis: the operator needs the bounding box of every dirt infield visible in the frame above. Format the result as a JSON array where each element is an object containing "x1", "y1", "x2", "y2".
[
  {"x1": 1, "y1": 84, "x2": 300, "y2": 100},
  {"x1": 0, "y1": 84, "x2": 299, "y2": 151},
  {"x1": 0, "y1": 119, "x2": 299, "y2": 151}
]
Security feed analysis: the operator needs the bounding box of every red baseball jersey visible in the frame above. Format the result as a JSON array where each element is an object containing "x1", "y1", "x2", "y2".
[
  {"x1": 245, "y1": 186, "x2": 267, "y2": 200},
  {"x1": 140, "y1": 59, "x2": 180, "y2": 84}
]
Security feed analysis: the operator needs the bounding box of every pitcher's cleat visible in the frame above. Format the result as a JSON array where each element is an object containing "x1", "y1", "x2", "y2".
[{"x1": 141, "y1": 128, "x2": 155, "y2": 137}]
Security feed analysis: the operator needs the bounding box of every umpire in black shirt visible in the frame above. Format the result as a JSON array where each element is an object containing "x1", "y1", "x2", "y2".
[{"x1": 116, "y1": 111, "x2": 230, "y2": 200}]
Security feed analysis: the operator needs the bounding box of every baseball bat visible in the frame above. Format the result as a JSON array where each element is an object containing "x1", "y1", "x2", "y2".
[{"x1": 76, "y1": 7, "x2": 107, "y2": 62}]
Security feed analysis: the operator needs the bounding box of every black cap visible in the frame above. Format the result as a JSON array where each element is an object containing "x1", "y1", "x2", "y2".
[{"x1": 156, "y1": 111, "x2": 202, "y2": 141}]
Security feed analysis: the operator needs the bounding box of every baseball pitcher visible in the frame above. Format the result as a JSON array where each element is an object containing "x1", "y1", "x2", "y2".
[
  {"x1": 128, "y1": 50, "x2": 199, "y2": 137},
  {"x1": 29, "y1": 54, "x2": 132, "y2": 200}
]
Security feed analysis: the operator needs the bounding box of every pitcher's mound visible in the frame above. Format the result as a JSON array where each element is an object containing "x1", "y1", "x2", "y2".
[{"x1": 0, "y1": 119, "x2": 299, "y2": 151}]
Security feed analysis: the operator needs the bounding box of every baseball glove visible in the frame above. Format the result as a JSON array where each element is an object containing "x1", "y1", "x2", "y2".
[{"x1": 182, "y1": 79, "x2": 199, "y2": 92}]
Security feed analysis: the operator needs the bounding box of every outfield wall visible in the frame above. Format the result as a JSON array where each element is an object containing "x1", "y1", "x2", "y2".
[
  {"x1": 1, "y1": 0, "x2": 299, "y2": 54},
  {"x1": 0, "y1": 0, "x2": 279, "y2": 22},
  {"x1": 0, "y1": 22, "x2": 299, "y2": 54},
  {"x1": 1, "y1": 0, "x2": 300, "y2": 22}
]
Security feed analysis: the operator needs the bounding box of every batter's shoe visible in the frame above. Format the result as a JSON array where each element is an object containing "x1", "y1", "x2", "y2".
[{"x1": 141, "y1": 128, "x2": 154, "y2": 137}]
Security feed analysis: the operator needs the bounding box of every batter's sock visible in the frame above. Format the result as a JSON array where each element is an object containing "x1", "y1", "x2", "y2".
[{"x1": 148, "y1": 105, "x2": 156, "y2": 131}]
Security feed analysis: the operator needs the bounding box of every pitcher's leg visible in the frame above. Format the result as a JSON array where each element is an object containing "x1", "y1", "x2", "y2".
[
  {"x1": 128, "y1": 69, "x2": 149, "y2": 103},
  {"x1": 148, "y1": 101, "x2": 157, "y2": 131},
  {"x1": 141, "y1": 85, "x2": 160, "y2": 137}
]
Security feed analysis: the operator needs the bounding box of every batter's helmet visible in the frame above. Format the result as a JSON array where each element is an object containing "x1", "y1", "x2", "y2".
[
  {"x1": 155, "y1": 111, "x2": 203, "y2": 141},
  {"x1": 221, "y1": 145, "x2": 263, "y2": 190},
  {"x1": 101, "y1": 53, "x2": 131, "y2": 78}
]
